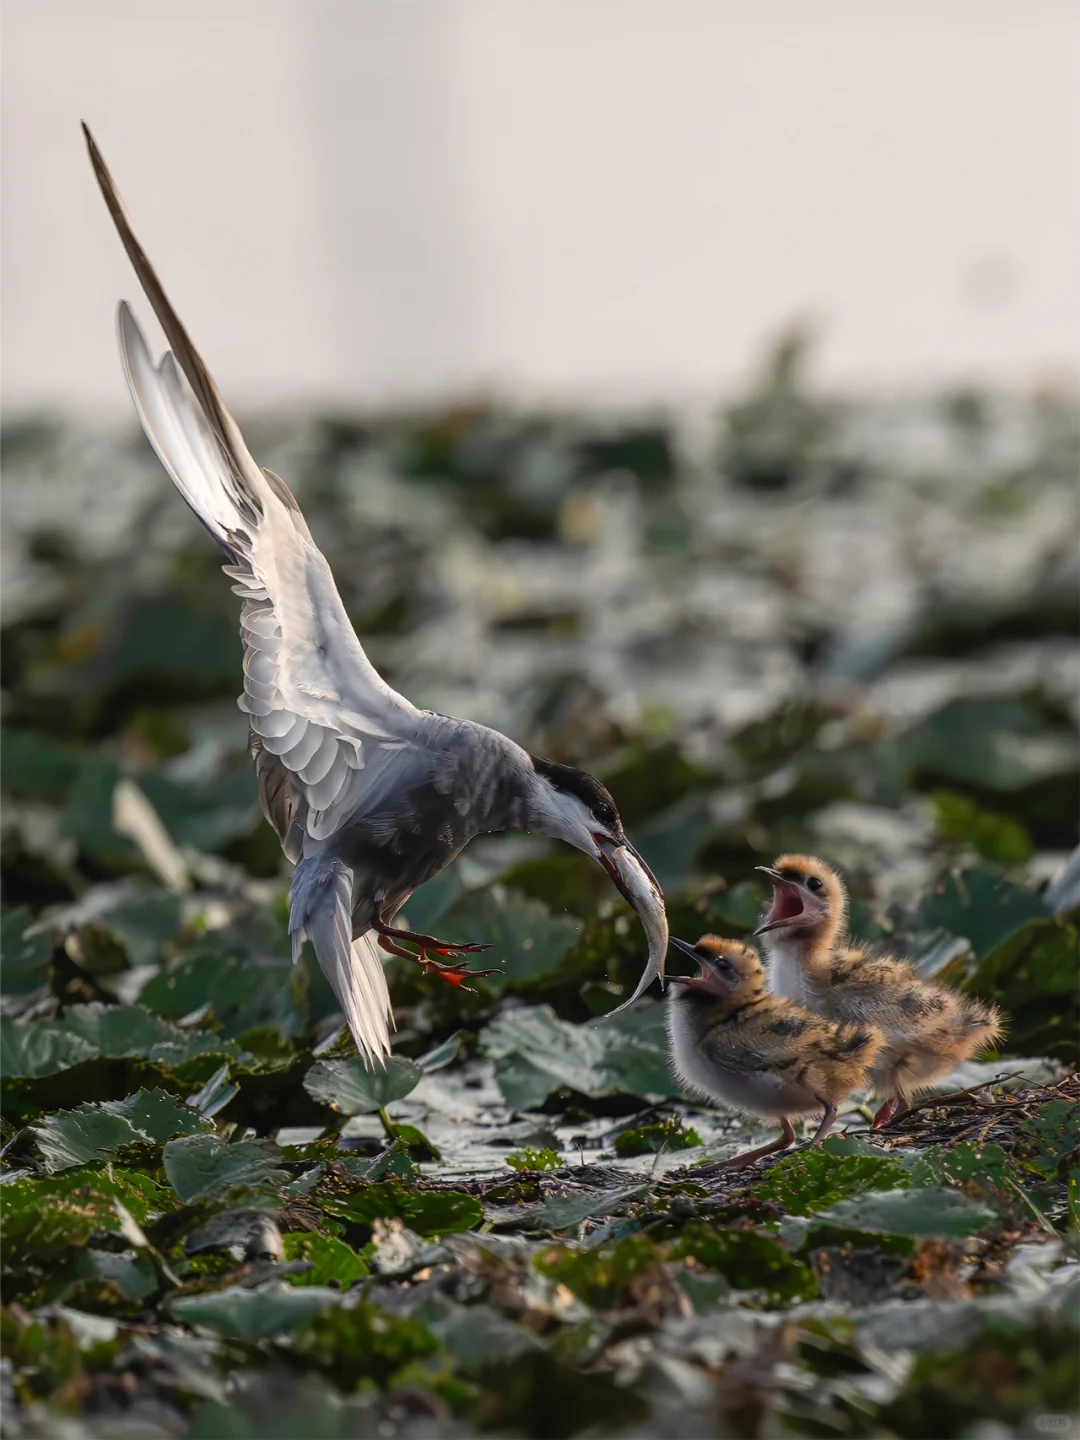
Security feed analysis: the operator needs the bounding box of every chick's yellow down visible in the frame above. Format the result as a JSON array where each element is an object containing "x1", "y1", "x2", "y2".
[
  {"x1": 666, "y1": 936, "x2": 883, "y2": 1170},
  {"x1": 756, "y1": 854, "x2": 1003, "y2": 1124}
]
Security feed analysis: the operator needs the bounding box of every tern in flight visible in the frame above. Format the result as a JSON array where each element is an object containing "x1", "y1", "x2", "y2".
[{"x1": 83, "y1": 125, "x2": 668, "y2": 1063}]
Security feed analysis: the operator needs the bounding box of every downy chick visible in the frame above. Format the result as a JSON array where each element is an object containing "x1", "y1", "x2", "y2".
[
  {"x1": 755, "y1": 854, "x2": 1004, "y2": 1125},
  {"x1": 666, "y1": 936, "x2": 883, "y2": 1169}
]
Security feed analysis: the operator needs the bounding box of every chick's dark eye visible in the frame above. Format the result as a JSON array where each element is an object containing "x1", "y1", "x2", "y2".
[
  {"x1": 714, "y1": 957, "x2": 735, "y2": 972},
  {"x1": 807, "y1": 876, "x2": 824, "y2": 893}
]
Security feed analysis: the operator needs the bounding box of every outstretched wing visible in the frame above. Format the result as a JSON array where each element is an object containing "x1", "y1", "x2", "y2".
[
  {"x1": 84, "y1": 125, "x2": 422, "y2": 853},
  {"x1": 83, "y1": 125, "x2": 422, "y2": 1059}
]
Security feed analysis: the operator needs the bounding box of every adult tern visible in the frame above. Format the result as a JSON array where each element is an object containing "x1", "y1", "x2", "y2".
[{"x1": 82, "y1": 125, "x2": 668, "y2": 1063}]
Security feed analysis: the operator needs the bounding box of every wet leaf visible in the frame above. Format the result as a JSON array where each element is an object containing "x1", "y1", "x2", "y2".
[
  {"x1": 878, "y1": 1316, "x2": 1080, "y2": 1436},
  {"x1": 1, "y1": 1004, "x2": 250, "y2": 1084},
  {"x1": 897, "y1": 696, "x2": 1078, "y2": 795},
  {"x1": 966, "y1": 917, "x2": 1078, "y2": 1059},
  {"x1": 163, "y1": 1133, "x2": 288, "y2": 1202},
  {"x1": 911, "y1": 868, "x2": 1049, "y2": 961},
  {"x1": 931, "y1": 789, "x2": 1033, "y2": 864},
  {"x1": 281, "y1": 1232, "x2": 370, "y2": 1288},
  {"x1": 302, "y1": 1055, "x2": 422, "y2": 1114},
  {"x1": 42, "y1": 882, "x2": 183, "y2": 968},
  {"x1": 472, "y1": 1348, "x2": 648, "y2": 1436},
  {"x1": 751, "y1": 1147, "x2": 911, "y2": 1216},
  {"x1": 515, "y1": 1185, "x2": 649, "y2": 1233},
  {"x1": 813, "y1": 1186, "x2": 997, "y2": 1237},
  {"x1": 908, "y1": 1142, "x2": 1011, "y2": 1191},
  {"x1": 171, "y1": 1281, "x2": 341, "y2": 1338},
  {"x1": 535, "y1": 1233, "x2": 662, "y2": 1309},
  {"x1": 1, "y1": 1167, "x2": 169, "y2": 1268},
  {"x1": 428, "y1": 1302, "x2": 541, "y2": 1367},
  {"x1": 140, "y1": 944, "x2": 296, "y2": 1038},
  {"x1": 186, "y1": 1383, "x2": 351, "y2": 1440},
  {"x1": 613, "y1": 1117, "x2": 702, "y2": 1157},
  {"x1": 33, "y1": 1088, "x2": 207, "y2": 1171},
  {"x1": 322, "y1": 1181, "x2": 482, "y2": 1238},
  {"x1": 416, "y1": 1032, "x2": 464, "y2": 1071},
  {"x1": 290, "y1": 1301, "x2": 438, "y2": 1389},
  {"x1": 480, "y1": 1004, "x2": 679, "y2": 1109},
  {"x1": 1, "y1": 729, "x2": 84, "y2": 796},
  {"x1": 670, "y1": 1223, "x2": 817, "y2": 1302},
  {"x1": 0, "y1": 907, "x2": 52, "y2": 995},
  {"x1": 67, "y1": 1246, "x2": 158, "y2": 1302},
  {"x1": 1013, "y1": 1099, "x2": 1080, "y2": 1179},
  {"x1": 0, "y1": 1014, "x2": 98, "y2": 1078},
  {"x1": 436, "y1": 885, "x2": 582, "y2": 992},
  {"x1": 505, "y1": 1147, "x2": 561, "y2": 1172}
]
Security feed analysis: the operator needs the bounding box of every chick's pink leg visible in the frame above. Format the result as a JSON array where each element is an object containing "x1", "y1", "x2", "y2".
[
  {"x1": 808, "y1": 1101, "x2": 838, "y2": 1145},
  {"x1": 693, "y1": 1116, "x2": 798, "y2": 1176}
]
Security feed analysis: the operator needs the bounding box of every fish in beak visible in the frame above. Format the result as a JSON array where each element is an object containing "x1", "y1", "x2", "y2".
[
  {"x1": 754, "y1": 865, "x2": 829, "y2": 934},
  {"x1": 597, "y1": 840, "x2": 669, "y2": 1015}
]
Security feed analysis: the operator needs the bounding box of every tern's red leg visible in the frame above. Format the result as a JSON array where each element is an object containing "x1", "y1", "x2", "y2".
[
  {"x1": 418, "y1": 960, "x2": 502, "y2": 993},
  {"x1": 374, "y1": 928, "x2": 502, "y2": 992},
  {"x1": 872, "y1": 1096, "x2": 897, "y2": 1128},
  {"x1": 376, "y1": 934, "x2": 421, "y2": 961},
  {"x1": 373, "y1": 922, "x2": 492, "y2": 957}
]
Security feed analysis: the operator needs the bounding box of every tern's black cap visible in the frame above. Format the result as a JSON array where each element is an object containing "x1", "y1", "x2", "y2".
[{"x1": 529, "y1": 756, "x2": 622, "y2": 833}]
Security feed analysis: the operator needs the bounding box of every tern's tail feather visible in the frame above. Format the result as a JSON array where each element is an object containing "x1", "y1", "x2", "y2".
[{"x1": 289, "y1": 857, "x2": 392, "y2": 1065}]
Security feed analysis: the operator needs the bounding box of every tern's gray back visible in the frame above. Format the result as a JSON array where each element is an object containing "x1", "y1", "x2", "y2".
[{"x1": 281, "y1": 715, "x2": 531, "y2": 924}]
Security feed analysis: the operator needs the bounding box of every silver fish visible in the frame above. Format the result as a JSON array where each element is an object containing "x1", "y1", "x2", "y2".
[{"x1": 598, "y1": 843, "x2": 669, "y2": 1016}]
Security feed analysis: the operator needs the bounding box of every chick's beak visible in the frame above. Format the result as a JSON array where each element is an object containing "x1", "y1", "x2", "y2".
[
  {"x1": 596, "y1": 840, "x2": 669, "y2": 1016},
  {"x1": 667, "y1": 935, "x2": 709, "y2": 983},
  {"x1": 667, "y1": 937, "x2": 731, "y2": 997},
  {"x1": 754, "y1": 865, "x2": 823, "y2": 934}
]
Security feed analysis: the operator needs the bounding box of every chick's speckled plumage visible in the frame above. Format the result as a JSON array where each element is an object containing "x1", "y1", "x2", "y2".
[
  {"x1": 667, "y1": 937, "x2": 882, "y2": 1123},
  {"x1": 757, "y1": 854, "x2": 1004, "y2": 1109}
]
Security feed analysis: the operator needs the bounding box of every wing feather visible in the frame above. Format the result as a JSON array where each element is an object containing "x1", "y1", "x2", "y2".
[
  {"x1": 84, "y1": 123, "x2": 423, "y2": 1060},
  {"x1": 292, "y1": 861, "x2": 392, "y2": 1064},
  {"x1": 84, "y1": 124, "x2": 422, "y2": 852}
]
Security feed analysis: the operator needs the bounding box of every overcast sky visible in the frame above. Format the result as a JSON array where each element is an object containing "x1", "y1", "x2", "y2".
[{"x1": 3, "y1": 0, "x2": 1077, "y2": 414}]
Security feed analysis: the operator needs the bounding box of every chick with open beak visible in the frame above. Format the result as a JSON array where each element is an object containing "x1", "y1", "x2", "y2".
[
  {"x1": 754, "y1": 855, "x2": 1003, "y2": 1126},
  {"x1": 666, "y1": 935, "x2": 882, "y2": 1173}
]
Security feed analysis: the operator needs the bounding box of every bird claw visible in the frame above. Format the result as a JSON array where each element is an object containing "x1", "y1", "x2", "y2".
[
  {"x1": 374, "y1": 922, "x2": 499, "y2": 985},
  {"x1": 428, "y1": 941, "x2": 493, "y2": 958},
  {"x1": 421, "y1": 959, "x2": 504, "y2": 991}
]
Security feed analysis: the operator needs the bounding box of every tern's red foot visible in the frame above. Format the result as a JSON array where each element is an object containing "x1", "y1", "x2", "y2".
[
  {"x1": 373, "y1": 922, "x2": 501, "y2": 989},
  {"x1": 421, "y1": 959, "x2": 503, "y2": 993}
]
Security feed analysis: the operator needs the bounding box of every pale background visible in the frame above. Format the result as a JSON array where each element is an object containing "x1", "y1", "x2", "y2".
[{"x1": 3, "y1": 0, "x2": 1078, "y2": 416}]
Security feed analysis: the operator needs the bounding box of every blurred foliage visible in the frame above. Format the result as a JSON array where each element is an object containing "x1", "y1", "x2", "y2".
[
  {"x1": 1, "y1": 368, "x2": 1077, "y2": 1435},
  {"x1": 613, "y1": 1115, "x2": 702, "y2": 1157}
]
